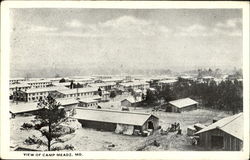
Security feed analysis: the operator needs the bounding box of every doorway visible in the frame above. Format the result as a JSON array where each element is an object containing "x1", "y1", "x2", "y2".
[{"x1": 148, "y1": 121, "x2": 154, "y2": 130}]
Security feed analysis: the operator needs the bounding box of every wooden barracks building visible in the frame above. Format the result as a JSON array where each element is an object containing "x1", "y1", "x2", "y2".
[
  {"x1": 195, "y1": 113, "x2": 243, "y2": 151},
  {"x1": 166, "y1": 98, "x2": 198, "y2": 113},
  {"x1": 74, "y1": 108, "x2": 159, "y2": 136}
]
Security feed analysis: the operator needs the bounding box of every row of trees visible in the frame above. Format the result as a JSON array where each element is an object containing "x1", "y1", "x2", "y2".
[{"x1": 146, "y1": 78, "x2": 243, "y2": 113}]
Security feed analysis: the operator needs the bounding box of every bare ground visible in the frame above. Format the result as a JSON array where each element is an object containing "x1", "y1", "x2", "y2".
[{"x1": 10, "y1": 102, "x2": 231, "y2": 151}]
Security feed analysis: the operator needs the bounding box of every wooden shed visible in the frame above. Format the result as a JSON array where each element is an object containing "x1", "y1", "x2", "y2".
[
  {"x1": 57, "y1": 98, "x2": 79, "y2": 116},
  {"x1": 121, "y1": 97, "x2": 142, "y2": 107},
  {"x1": 195, "y1": 113, "x2": 243, "y2": 151},
  {"x1": 166, "y1": 98, "x2": 198, "y2": 113},
  {"x1": 74, "y1": 108, "x2": 159, "y2": 135}
]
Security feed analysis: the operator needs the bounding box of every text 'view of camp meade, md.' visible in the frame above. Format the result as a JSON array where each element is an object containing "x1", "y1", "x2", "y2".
[{"x1": 6, "y1": 7, "x2": 246, "y2": 153}]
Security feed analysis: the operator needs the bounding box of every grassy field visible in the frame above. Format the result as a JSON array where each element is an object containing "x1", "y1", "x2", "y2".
[{"x1": 10, "y1": 105, "x2": 231, "y2": 151}]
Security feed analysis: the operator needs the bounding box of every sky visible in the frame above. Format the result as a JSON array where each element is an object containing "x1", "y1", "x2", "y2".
[{"x1": 10, "y1": 9, "x2": 242, "y2": 77}]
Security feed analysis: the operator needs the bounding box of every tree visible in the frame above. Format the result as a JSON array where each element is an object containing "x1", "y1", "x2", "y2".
[
  {"x1": 158, "y1": 85, "x2": 176, "y2": 102},
  {"x1": 74, "y1": 83, "x2": 83, "y2": 88},
  {"x1": 110, "y1": 90, "x2": 116, "y2": 100},
  {"x1": 98, "y1": 88, "x2": 102, "y2": 96},
  {"x1": 70, "y1": 80, "x2": 74, "y2": 89},
  {"x1": 21, "y1": 95, "x2": 75, "y2": 151},
  {"x1": 145, "y1": 89, "x2": 158, "y2": 105},
  {"x1": 59, "y1": 78, "x2": 66, "y2": 83}
]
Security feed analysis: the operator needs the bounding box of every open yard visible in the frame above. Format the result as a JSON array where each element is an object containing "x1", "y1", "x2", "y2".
[{"x1": 10, "y1": 106, "x2": 231, "y2": 151}]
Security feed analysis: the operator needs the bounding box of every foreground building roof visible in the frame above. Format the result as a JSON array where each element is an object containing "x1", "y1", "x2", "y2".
[
  {"x1": 10, "y1": 102, "x2": 40, "y2": 114},
  {"x1": 195, "y1": 113, "x2": 243, "y2": 140},
  {"x1": 74, "y1": 108, "x2": 158, "y2": 126}
]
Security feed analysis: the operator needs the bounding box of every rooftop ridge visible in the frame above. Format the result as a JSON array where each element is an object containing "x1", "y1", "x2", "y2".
[
  {"x1": 218, "y1": 113, "x2": 243, "y2": 129},
  {"x1": 169, "y1": 97, "x2": 193, "y2": 102},
  {"x1": 75, "y1": 107, "x2": 152, "y2": 116}
]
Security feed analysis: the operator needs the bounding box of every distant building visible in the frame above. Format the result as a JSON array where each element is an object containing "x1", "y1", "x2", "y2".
[
  {"x1": 89, "y1": 82, "x2": 116, "y2": 91},
  {"x1": 9, "y1": 83, "x2": 31, "y2": 96},
  {"x1": 195, "y1": 113, "x2": 243, "y2": 151},
  {"x1": 121, "y1": 97, "x2": 143, "y2": 107},
  {"x1": 72, "y1": 78, "x2": 94, "y2": 84},
  {"x1": 119, "y1": 81, "x2": 150, "y2": 92},
  {"x1": 13, "y1": 87, "x2": 68, "y2": 102},
  {"x1": 158, "y1": 79, "x2": 178, "y2": 89},
  {"x1": 92, "y1": 75, "x2": 112, "y2": 80},
  {"x1": 57, "y1": 98, "x2": 79, "y2": 116},
  {"x1": 125, "y1": 76, "x2": 132, "y2": 81},
  {"x1": 79, "y1": 98, "x2": 99, "y2": 108},
  {"x1": 101, "y1": 78, "x2": 123, "y2": 83},
  {"x1": 166, "y1": 98, "x2": 198, "y2": 112},
  {"x1": 26, "y1": 80, "x2": 52, "y2": 88},
  {"x1": 74, "y1": 108, "x2": 159, "y2": 135},
  {"x1": 101, "y1": 91, "x2": 110, "y2": 101},
  {"x1": 52, "y1": 82, "x2": 71, "y2": 88},
  {"x1": 55, "y1": 87, "x2": 98, "y2": 99},
  {"x1": 9, "y1": 78, "x2": 26, "y2": 84}
]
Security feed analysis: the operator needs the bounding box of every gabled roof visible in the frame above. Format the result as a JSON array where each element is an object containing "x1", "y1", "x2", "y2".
[
  {"x1": 52, "y1": 82, "x2": 71, "y2": 87},
  {"x1": 26, "y1": 80, "x2": 52, "y2": 84},
  {"x1": 9, "y1": 83, "x2": 31, "y2": 89},
  {"x1": 120, "y1": 81, "x2": 149, "y2": 87},
  {"x1": 57, "y1": 87, "x2": 98, "y2": 95},
  {"x1": 79, "y1": 98, "x2": 98, "y2": 104},
  {"x1": 121, "y1": 97, "x2": 142, "y2": 104},
  {"x1": 159, "y1": 79, "x2": 178, "y2": 84},
  {"x1": 169, "y1": 98, "x2": 198, "y2": 108},
  {"x1": 74, "y1": 108, "x2": 158, "y2": 126},
  {"x1": 25, "y1": 86, "x2": 68, "y2": 93},
  {"x1": 89, "y1": 82, "x2": 116, "y2": 88},
  {"x1": 10, "y1": 102, "x2": 41, "y2": 114},
  {"x1": 57, "y1": 98, "x2": 79, "y2": 106},
  {"x1": 195, "y1": 113, "x2": 243, "y2": 140}
]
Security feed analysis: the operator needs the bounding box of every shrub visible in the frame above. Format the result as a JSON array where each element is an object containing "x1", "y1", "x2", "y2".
[
  {"x1": 21, "y1": 123, "x2": 33, "y2": 130},
  {"x1": 64, "y1": 144, "x2": 75, "y2": 150}
]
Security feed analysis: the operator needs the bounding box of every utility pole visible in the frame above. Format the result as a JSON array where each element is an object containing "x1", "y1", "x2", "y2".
[{"x1": 76, "y1": 87, "x2": 79, "y2": 100}]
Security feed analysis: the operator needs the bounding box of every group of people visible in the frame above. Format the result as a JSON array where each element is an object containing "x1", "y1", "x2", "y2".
[{"x1": 170, "y1": 122, "x2": 180, "y2": 132}]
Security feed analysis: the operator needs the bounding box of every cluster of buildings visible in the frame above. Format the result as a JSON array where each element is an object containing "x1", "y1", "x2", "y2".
[
  {"x1": 9, "y1": 76, "x2": 150, "y2": 102},
  {"x1": 9, "y1": 75, "x2": 152, "y2": 117},
  {"x1": 9, "y1": 74, "x2": 243, "y2": 151}
]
